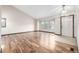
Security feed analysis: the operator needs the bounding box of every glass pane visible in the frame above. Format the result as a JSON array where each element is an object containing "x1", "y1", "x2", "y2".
[{"x1": 49, "y1": 20, "x2": 55, "y2": 32}]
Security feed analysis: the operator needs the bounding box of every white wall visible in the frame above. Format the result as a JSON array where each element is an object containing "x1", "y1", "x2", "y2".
[
  {"x1": 0, "y1": 6, "x2": 1, "y2": 50},
  {"x1": 0, "y1": 6, "x2": 1, "y2": 38},
  {"x1": 1, "y1": 6, "x2": 34, "y2": 35},
  {"x1": 76, "y1": 6, "x2": 79, "y2": 51},
  {"x1": 77, "y1": 15, "x2": 79, "y2": 52}
]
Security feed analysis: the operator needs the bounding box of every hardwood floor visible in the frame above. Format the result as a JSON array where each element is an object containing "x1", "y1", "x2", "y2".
[{"x1": 1, "y1": 32, "x2": 78, "y2": 53}]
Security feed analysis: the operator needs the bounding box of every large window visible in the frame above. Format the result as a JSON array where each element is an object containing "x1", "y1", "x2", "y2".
[{"x1": 39, "y1": 20, "x2": 55, "y2": 32}]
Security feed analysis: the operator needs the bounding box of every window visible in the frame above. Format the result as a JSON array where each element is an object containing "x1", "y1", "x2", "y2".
[{"x1": 39, "y1": 19, "x2": 55, "y2": 32}]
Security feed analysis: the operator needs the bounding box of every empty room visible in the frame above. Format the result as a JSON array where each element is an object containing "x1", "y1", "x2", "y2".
[{"x1": 0, "y1": 5, "x2": 79, "y2": 53}]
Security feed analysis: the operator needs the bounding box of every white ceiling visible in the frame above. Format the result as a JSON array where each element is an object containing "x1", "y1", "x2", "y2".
[
  {"x1": 13, "y1": 5, "x2": 61, "y2": 19},
  {"x1": 13, "y1": 5, "x2": 76, "y2": 19}
]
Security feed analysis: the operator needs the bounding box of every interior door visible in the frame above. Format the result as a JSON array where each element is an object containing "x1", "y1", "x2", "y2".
[{"x1": 61, "y1": 15, "x2": 74, "y2": 37}]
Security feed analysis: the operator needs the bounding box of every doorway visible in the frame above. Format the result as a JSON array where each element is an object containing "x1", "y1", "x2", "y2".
[{"x1": 60, "y1": 15, "x2": 74, "y2": 38}]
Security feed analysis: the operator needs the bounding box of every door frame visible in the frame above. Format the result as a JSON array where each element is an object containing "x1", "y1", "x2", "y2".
[{"x1": 60, "y1": 15, "x2": 75, "y2": 38}]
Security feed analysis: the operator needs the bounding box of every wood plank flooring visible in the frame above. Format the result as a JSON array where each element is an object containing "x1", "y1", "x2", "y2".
[{"x1": 1, "y1": 32, "x2": 78, "y2": 53}]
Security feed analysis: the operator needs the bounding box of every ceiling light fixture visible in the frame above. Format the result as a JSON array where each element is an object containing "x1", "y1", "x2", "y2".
[{"x1": 61, "y1": 5, "x2": 66, "y2": 16}]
